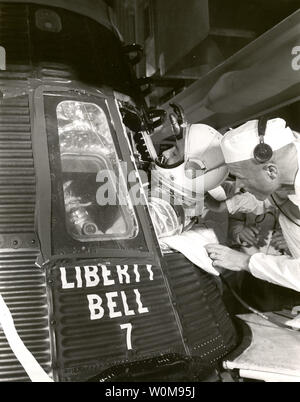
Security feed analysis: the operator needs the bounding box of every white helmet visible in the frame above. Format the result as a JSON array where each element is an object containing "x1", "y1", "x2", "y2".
[{"x1": 152, "y1": 124, "x2": 228, "y2": 214}]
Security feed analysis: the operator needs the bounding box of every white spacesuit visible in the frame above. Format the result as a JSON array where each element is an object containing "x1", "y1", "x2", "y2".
[{"x1": 149, "y1": 123, "x2": 229, "y2": 238}]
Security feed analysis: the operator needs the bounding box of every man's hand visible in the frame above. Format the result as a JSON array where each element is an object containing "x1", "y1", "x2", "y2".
[
  {"x1": 271, "y1": 231, "x2": 290, "y2": 253},
  {"x1": 237, "y1": 226, "x2": 259, "y2": 246},
  {"x1": 231, "y1": 222, "x2": 259, "y2": 246},
  {"x1": 205, "y1": 244, "x2": 250, "y2": 271}
]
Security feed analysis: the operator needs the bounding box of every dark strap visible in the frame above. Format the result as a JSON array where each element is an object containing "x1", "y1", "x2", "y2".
[
  {"x1": 258, "y1": 116, "x2": 268, "y2": 140},
  {"x1": 271, "y1": 195, "x2": 300, "y2": 228}
]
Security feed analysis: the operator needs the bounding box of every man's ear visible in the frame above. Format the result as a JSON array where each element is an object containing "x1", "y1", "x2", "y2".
[{"x1": 263, "y1": 163, "x2": 278, "y2": 180}]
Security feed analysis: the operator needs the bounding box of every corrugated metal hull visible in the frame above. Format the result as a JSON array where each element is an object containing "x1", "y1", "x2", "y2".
[
  {"x1": 0, "y1": 250, "x2": 52, "y2": 382},
  {"x1": 48, "y1": 262, "x2": 186, "y2": 382},
  {"x1": 47, "y1": 255, "x2": 237, "y2": 381},
  {"x1": 0, "y1": 95, "x2": 35, "y2": 243},
  {"x1": 163, "y1": 253, "x2": 237, "y2": 365},
  {"x1": 0, "y1": 86, "x2": 51, "y2": 380}
]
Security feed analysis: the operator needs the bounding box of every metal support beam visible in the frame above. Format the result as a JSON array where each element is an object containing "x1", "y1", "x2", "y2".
[{"x1": 155, "y1": 9, "x2": 300, "y2": 140}]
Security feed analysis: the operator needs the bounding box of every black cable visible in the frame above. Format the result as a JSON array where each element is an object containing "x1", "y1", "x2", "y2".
[
  {"x1": 271, "y1": 195, "x2": 300, "y2": 228},
  {"x1": 220, "y1": 274, "x2": 299, "y2": 332},
  {"x1": 254, "y1": 210, "x2": 276, "y2": 225}
]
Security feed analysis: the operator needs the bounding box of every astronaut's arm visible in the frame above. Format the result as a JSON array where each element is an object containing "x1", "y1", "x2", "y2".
[{"x1": 249, "y1": 253, "x2": 300, "y2": 292}]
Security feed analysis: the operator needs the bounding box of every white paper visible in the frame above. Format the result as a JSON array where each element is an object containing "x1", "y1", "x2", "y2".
[{"x1": 161, "y1": 225, "x2": 220, "y2": 276}]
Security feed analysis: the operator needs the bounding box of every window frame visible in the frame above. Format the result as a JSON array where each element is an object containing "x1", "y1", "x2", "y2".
[{"x1": 32, "y1": 84, "x2": 161, "y2": 262}]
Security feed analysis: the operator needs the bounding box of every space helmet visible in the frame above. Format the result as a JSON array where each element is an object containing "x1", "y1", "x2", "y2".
[{"x1": 152, "y1": 123, "x2": 228, "y2": 214}]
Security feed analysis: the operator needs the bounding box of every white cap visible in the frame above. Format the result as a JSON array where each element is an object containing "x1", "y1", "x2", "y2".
[{"x1": 221, "y1": 118, "x2": 295, "y2": 164}]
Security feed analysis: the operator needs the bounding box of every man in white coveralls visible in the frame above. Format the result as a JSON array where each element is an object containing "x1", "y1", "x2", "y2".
[{"x1": 205, "y1": 118, "x2": 300, "y2": 294}]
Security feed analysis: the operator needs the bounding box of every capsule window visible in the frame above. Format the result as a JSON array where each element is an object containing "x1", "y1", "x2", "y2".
[{"x1": 56, "y1": 100, "x2": 138, "y2": 242}]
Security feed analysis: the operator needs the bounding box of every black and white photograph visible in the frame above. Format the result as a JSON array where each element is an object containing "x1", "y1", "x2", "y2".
[{"x1": 0, "y1": 0, "x2": 299, "y2": 387}]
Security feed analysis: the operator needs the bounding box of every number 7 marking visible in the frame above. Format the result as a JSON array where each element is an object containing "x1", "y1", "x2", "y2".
[{"x1": 120, "y1": 323, "x2": 133, "y2": 350}]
